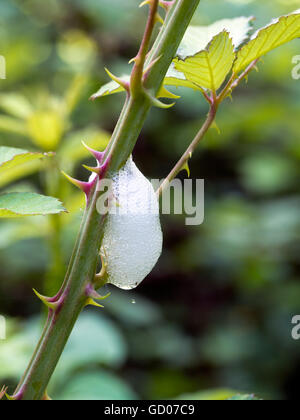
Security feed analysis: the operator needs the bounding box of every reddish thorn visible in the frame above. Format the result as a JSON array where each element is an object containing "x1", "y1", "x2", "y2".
[
  {"x1": 81, "y1": 141, "x2": 105, "y2": 164},
  {"x1": 82, "y1": 164, "x2": 103, "y2": 176},
  {"x1": 62, "y1": 171, "x2": 96, "y2": 197}
]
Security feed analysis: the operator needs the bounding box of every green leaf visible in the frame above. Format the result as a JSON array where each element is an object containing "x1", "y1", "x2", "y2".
[
  {"x1": 177, "y1": 389, "x2": 240, "y2": 401},
  {"x1": 164, "y1": 16, "x2": 254, "y2": 89},
  {"x1": 173, "y1": 31, "x2": 235, "y2": 92},
  {"x1": 234, "y1": 11, "x2": 300, "y2": 74},
  {"x1": 0, "y1": 312, "x2": 125, "y2": 383},
  {"x1": 92, "y1": 16, "x2": 254, "y2": 96},
  {"x1": 228, "y1": 394, "x2": 260, "y2": 401},
  {"x1": 0, "y1": 146, "x2": 52, "y2": 188},
  {"x1": 49, "y1": 312, "x2": 128, "y2": 389},
  {"x1": 177, "y1": 17, "x2": 254, "y2": 59},
  {"x1": 164, "y1": 63, "x2": 201, "y2": 90},
  {"x1": 0, "y1": 115, "x2": 28, "y2": 136},
  {"x1": 0, "y1": 146, "x2": 49, "y2": 171},
  {"x1": 0, "y1": 93, "x2": 33, "y2": 119},
  {"x1": 56, "y1": 312, "x2": 127, "y2": 372},
  {"x1": 27, "y1": 110, "x2": 65, "y2": 150},
  {"x1": 0, "y1": 218, "x2": 46, "y2": 249},
  {"x1": 92, "y1": 17, "x2": 254, "y2": 96},
  {"x1": 57, "y1": 371, "x2": 137, "y2": 401},
  {"x1": 64, "y1": 74, "x2": 88, "y2": 115},
  {"x1": 0, "y1": 325, "x2": 33, "y2": 379},
  {"x1": 0, "y1": 192, "x2": 66, "y2": 217}
]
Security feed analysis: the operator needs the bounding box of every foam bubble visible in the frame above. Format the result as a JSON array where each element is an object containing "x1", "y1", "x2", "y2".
[{"x1": 101, "y1": 157, "x2": 163, "y2": 290}]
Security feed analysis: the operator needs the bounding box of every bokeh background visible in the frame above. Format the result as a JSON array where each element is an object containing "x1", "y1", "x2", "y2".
[{"x1": 1, "y1": 0, "x2": 300, "y2": 400}]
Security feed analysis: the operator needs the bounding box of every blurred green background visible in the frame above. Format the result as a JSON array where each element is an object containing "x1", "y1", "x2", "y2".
[{"x1": 1, "y1": 0, "x2": 300, "y2": 400}]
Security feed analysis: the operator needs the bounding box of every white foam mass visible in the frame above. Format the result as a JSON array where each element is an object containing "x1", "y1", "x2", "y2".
[{"x1": 101, "y1": 156, "x2": 163, "y2": 290}]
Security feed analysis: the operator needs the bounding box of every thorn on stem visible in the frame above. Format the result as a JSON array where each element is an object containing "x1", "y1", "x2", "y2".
[
  {"x1": 182, "y1": 161, "x2": 190, "y2": 178},
  {"x1": 95, "y1": 249, "x2": 108, "y2": 280},
  {"x1": 85, "y1": 298, "x2": 104, "y2": 309},
  {"x1": 85, "y1": 282, "x2": 111, "y2": 309},
  {"x1": 129, "y1": 57, "x2": 137, "y2": 65},
  {"x1": 155, "y1": 12, "x2": 164, "y2": 25},
  {"x1": 86, "y1": 283, "x2": 111, "y2": 300},
  {"x1": 5, "y1": 388, "x2": 24, "y2": 400},
  {"x1": 82, "y1": 164, "x2": 103, "y2": 176},
  {"x1": 104, "y1": 68, "x2": 130, "y2": 92},
  {"x1": 0, "y1": 386, "x2": 7, "y2": 400},
  {"x1": 159, "y1": 0, "x2": 175, "y2": 11},
  {"x1": 211, "y1": 120, "x2": 221, "y2": 135},
  {"x1": 139, "y1": 0, "x2": 151, "y2": 7},
  {"x1": 42, "y1": 392, "x2": 52, "y2": 401},
  {"x1": 145, "y1": 90, "x2": 175, "y2": 109},
  {"x1": 82, "y1": 154, "x2": 111, "y2": 179},
  {"x1": 81, "y1": 141, "x2": 105, "y2": 163},
  {"x1": 33, "y1": 289, "x2": 58, "y2": 311},
  {"x1": 141, "y1": 0, "x2": 174, "y2": 12},
  {"x1": 61, "y1": 171, "x2": 96, "y2": 197},
  {"x1": 158, "y1": 86, "x2": 180, "y2": 99}
]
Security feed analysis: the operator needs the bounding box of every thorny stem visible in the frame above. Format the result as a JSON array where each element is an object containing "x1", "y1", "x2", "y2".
[
  {"x1": 0, "y1": 386, "x2": 7, "y2": 400},
  {"x1": 218, "y1": 59, "x2": 260, "y2": 103},
  {"x1": 230, "y1": 59, "x2": 260, "y2": 90},
  {"x1": 157, "y1": 103, "x2": 218, "y2": 197},
  {"x1": 131, "y1": 0, "x2": 159, "y2": 96},
  {"x1": 13, "y1": 0, "x2": 201, "y2": 400},
  {"x1": 158, "y1": 59, "x2": 260, "y2": 195}
]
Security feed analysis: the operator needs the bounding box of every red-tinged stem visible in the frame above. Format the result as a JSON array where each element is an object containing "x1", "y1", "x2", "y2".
[
  {"x1": 218, "y1": 59, "x2": 260, "y2": 103},
  {"x1": 157, "y1": 58, "x2": 260, "y2": 197},
  {"x1": 230, "y1": 59, "x2": 260, "y2": 90},
  {"x1": 0, "y1": 386, "x2": 7, "y2": 400},
  {"x1": 157, "y1": 102, "x2": 218, "y2": 197},
  {"x1": 130, "y1": 0, "x2": 159, "y2": 96}
]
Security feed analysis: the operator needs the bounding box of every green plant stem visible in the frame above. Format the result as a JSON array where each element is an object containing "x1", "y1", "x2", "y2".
[
  {"x1": 14, "y1": 0, "x2": 201, "y2": 400},
  {"x1": 44, "y1": 161, "x2": 66, "y2": 296},
  {"x1": 130, "y1": 0, "x2": 159, "y2": 95},
  {"x1": 157, "y1": 58, "x2": 260, "y2": 197},
  {"x1": 157, "y1": 103, "x2": 217, "y2": 197},
  {"x1": 217, "y1": 59, "x2": 260, "y2": 103}
]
